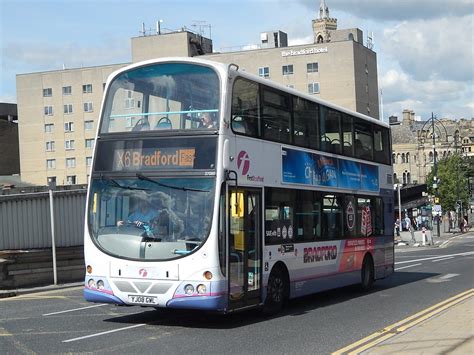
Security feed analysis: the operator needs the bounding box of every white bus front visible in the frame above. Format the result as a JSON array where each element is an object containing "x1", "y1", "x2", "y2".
[{"x1": 84, "y1": 60, "x2": 228, "y2": 311}]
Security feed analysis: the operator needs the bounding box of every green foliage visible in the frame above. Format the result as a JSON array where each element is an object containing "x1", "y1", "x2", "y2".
[{"x1": 427, "y1": 153, "x2": 470, "y2": 211}]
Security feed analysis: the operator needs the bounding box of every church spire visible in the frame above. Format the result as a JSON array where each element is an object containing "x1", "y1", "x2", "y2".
[
  {"x1": 313, "y1": 0, "x2": 337, "y2": 43},
  {"x1": 319, "y1": 0, "x2": 330, "y2": 19}
]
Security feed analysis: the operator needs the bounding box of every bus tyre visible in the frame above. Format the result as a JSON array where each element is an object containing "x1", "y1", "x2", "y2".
[
  {"x1": 360, "y1": 256, "x2": 374, "y2": 291},
  {"x1": 263, "y1": 266, "x2": 287, "y2": 315}
]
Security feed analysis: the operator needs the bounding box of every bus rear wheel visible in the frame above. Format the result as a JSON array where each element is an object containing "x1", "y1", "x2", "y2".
[
  {"x1": 360, "y1": 256, "x2": 374, "y2": 291},
  {"x1": 263, "y1": 266, "x2": 288, "y2": 315}
]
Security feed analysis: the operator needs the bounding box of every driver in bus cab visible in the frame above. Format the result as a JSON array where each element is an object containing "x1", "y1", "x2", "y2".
[{"x1": 117, "y1": 200, "x2": 159, "y2": 228}]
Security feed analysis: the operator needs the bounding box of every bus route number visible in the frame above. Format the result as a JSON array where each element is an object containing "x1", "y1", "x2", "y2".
[{"x1": 128, "y1": 295, "x2": 158, "y2": 305}]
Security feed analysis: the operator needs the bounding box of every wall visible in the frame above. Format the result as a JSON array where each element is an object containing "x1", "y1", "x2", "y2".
[{"x1": 0, "y1": 120, "x2": 20, "y2": 175}]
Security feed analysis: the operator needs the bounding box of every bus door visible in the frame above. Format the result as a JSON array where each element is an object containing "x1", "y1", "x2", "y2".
[{"x1": 228, "y1": 188, "x2": 262, "y2": 309}]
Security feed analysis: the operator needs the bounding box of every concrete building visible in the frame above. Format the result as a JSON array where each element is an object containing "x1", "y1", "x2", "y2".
[{"x1": 16, "y1": 0, "x2": 379, "y2": 186}]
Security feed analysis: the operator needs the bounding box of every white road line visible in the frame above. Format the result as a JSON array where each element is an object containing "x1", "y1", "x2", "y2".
[
  {"x1": 395, "y1": 251, "x2": 474, "y2": 265},
  {"x1": 395, "y1": 263, "x2": 422, "y2": 271},
  {"x1": 43, "y1": 303, "x2": 107, "y2": 316},
  {"x1": 63, "y1": 323, "x2": 146, "y2": 343},
  {"x1": 432, "y1": 257, "x2": 455, "y2": 263},
  {"x1": 427, "y1": 273, "x2": 460, "y2": 283}
]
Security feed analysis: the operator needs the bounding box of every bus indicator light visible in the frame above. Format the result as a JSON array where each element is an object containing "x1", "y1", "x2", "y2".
[
  {"x1": 204, "y1": 271, "x2": 213, "y2": 280},
  {"x1": 86, "y1": 265, "x2": 92, "y2": 274}
]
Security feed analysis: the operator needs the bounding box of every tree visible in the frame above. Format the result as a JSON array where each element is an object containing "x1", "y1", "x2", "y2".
[{"x1": 427, "y1": 153, "x2": 469, "y2": 213}]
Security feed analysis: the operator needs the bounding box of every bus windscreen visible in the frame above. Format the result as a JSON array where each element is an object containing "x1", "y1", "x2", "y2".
[{"x1": 101, "y1": 62, "x2": 220, "y2": 133}]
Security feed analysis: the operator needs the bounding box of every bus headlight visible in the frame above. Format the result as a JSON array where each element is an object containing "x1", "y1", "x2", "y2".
[
  {"x1": 88, "y1": 279, "x2": 96, "y2": 289},
  {"x1": 97, "y1": 280, "x2": 105, "y2": 290},
  {"x1": 196, "y1": 284, "x2": 206, "y2": 294},
  {"x1": 184, "y1": 284, "x2": 194, "y2": 295}
]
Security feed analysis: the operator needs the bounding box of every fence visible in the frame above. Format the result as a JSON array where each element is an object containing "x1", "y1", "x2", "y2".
[{"x1": 0, "y1": 189, "x2": 86, "y2": 250}]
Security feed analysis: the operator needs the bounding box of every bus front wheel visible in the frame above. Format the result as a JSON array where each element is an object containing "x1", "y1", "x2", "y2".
[
  {"x1": 360, "y1": 255, "x2": 374, "y2": 291},
  {"x1": 263, "y1": 265, "x2": 288, "y2": 315}
]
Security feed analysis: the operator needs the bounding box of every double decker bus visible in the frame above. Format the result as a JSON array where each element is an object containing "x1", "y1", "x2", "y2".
[{"x1": 84, "y1": 57, "x2": 394, "y2": 313}]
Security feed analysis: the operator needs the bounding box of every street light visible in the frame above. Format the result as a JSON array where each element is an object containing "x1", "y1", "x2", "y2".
[{"x1": 418, "y1": 113, "x2": 448, "y2": 237}]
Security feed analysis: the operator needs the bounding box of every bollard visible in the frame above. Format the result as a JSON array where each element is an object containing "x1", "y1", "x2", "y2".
[{"x1": 422, "y1": 227, "x2": 426, "y2": 246}]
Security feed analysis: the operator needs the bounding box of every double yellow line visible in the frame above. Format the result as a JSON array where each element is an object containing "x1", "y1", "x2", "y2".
[{"x1": 332, "y1": 288, "x2": 474, "y2": 355}]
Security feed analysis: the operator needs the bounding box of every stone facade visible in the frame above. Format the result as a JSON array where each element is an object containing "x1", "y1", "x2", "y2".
[{"x1": 391, "y1": 110, "x2": 474, "y2": 186}]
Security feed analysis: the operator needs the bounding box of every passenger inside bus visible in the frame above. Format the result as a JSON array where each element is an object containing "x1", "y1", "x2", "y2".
[{"x1": 199, "y1": 112, "x2": 216, "y2": 128}]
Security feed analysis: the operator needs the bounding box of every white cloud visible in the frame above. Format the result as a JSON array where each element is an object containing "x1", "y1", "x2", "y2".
[
  {"x1": 298, "y1": 0, "x2": 474, "y2": 21},
  {"x1": 382, "y1": 16, "x2": 474, "y2": 82}
]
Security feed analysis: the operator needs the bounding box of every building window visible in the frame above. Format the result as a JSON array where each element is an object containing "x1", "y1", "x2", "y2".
[
  {"x1": 44, "y1": 123, "x2": 54, "y2": 133},
  {"x1": 125, "y1": 90, "x2": 135, "y2": 109},
  {"x1": 82, "y1": 84, "x2": 93, "y2": 93},
  {"x1": 65, "y1": 140, "x2": 75, "y2": 150},
  {"x1": 47, "y1": 176, "x2": 56, "y2": 185},
  {"x1": 62, "y1": 86, "x2": 72, "y2": 95},
  {"x1": 66, "y1": 175, "x2": 76, "y2": 185},
  {"x1": 43, "y1": 88, "x2": 52, "y2": 97},
  {"x1": 258, "y1": 67, "x2": 270, "y2": 78},
  {"x1": 282, "y1": 64, "x2": 294, "y2": 75},
  {"x1": 45, "y1": 141, "x2": 55, "y2": 151},
  {"x1": 46, "y1": 159, "x2": 56, "y2": 169},
  {"x1": 308, "y1": 82, "x2": 320, "y2": 94},
  {"x1": 64, "y1": 122, "x2": 74, "y2": 132},
  {"x1": 44, "y1": 106, "x2": 53, "y2": 116},
  {"x1": 64, "y1": 104, "x2": 73, "y2": 114},
  {"x1": 66, "y1": 158, "x2": 76, "y2": 168},
  {"x1": 83, "y1": 102, "x2": 93, "y2": 112},
  {"x1": 85, "y1": 139, "x2": 94, "y2": 149},
  {"x1": 307, "y1": 62, "x2": 319, "y2": 73},
  {"x1": 86, "y1": 156, "x2": 92, "y2": 167},
  {"x1": 84, "y1": 120, "x2": 94, "y2": 130}
]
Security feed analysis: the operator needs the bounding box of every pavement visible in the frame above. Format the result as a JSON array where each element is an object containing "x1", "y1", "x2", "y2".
[
  {"x1": 2, "y1": 230, "x2": 472, "y2": 354},
  {"x1": 395, "y1": 227, "x2": 465, "y2": 248},
  {"x1": 360, "y1": 293, "x2": 474, "y2": 354}
]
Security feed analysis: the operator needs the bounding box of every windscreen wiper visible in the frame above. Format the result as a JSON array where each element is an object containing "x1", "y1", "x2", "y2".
[
  {"x1": 136, "y1": 173, "x2": 209, "y2": 192},
  {"x1": 100, "y1": 174, "x2": 150, "y2": 191}
]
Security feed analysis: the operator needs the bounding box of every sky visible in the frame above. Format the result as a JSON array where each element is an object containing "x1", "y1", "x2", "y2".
[{"x1": 1, "y1": 0, "x2": 473, "y2": 121}]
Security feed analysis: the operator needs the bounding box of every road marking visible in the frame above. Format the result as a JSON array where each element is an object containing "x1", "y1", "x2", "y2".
[
  {"x1": 395, "y1": 263, "x2": 422, "y2": 271},
  {"x1": 431, "y1": 256, "x2": 454, "y2": 263},
  {"x1": 427, "y1": 273, "x2": 460, "y2": 283},
  {"x1": 43, "y1": 303, "x2": 107, "y2": 316},
  {"x1": 395, "y1": 251, "x2": 474, "y2": 265},
  {"x1": 62, "y1": 323, "x2": 146, "y2": 343},
  {"x1": 331, "y1": 289, "x2": 474, "y2": 355}
]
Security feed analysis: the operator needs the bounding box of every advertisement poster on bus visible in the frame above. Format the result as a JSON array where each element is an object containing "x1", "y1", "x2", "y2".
[{"x1": 282, "y1": 148, "x2": 379, "y2": 192}]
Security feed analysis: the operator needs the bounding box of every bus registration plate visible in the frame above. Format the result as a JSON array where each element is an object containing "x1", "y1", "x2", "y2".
[{"x1": 128, "y1": 295, "x2": 158, "y2": 305}]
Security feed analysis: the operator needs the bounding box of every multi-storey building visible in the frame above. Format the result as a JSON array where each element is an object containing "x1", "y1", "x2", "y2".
[
  {"x1": 391, "y1": 110, "x2": 474, "y2": 186},
  {"x1": 16, "y1": 0, "x2": 379, "y2": 186}
]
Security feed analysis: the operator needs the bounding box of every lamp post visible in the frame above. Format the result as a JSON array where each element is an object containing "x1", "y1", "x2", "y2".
[
  {"x1": 430, "y1": 113, "x2": 441, "y2": 237},
  {"x1": 418, "y1": 113, "x2": 448, "y2": 237}
]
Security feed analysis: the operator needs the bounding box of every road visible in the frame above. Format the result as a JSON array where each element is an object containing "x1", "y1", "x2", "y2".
[{"x1": 1, "y1": 233, "x2": 473, "y2": 354}]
